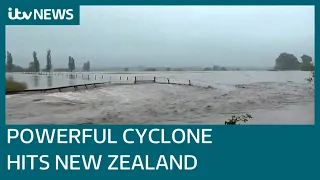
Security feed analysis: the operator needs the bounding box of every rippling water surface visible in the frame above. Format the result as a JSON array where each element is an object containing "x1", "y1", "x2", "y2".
[{"x1": 6, "y1": 71, "x2": 314, "y2": 124}]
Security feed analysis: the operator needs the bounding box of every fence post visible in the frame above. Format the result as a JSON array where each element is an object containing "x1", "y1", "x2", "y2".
[
  {"x1": 120, "y1": 76, "x2": 122, "y2": 80},
  {"x1": 189, "y1": 80, "x2": 191, "y2": 85},
  {"x1": 127, "y1": 77, "x2": 128, "y2": 80},
  {"x1": 88, "y1": 75, "x2": 90, "y2": 79},
  {"x1": 167, "y1": 78, "x2": 170, "y2": 84},
  {"x1": 153, "y1": 77, "x2": 156, "y2": 83},
  {"x1": 102, "y1": 75, "x2": 104, "y2": 79},
  {"x1": 95, "y1": 75, "x2": 96, "y2": 80},
  {"x1": 134, "y1": 76, "x2": 137, "y2": 84}
]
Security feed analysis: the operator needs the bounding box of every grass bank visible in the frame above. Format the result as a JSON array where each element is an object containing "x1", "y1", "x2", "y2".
[{"x1": 6, "y1": 79, "x2": 27, "y2": 93}]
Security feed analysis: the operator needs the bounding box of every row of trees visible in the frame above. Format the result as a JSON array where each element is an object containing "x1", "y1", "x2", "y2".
[
  {"x1": 204, "y1": 65, "x2": 227, "y2": 71},
  {"x1": 6, "y1": 50, "x2": 51, "y2": 72},
  {"x1": 274, "y1": 53, "x2": 314, "y2": 71},
  {"x1": 6, "y1": 50, "x2": 91, "y2": 72}
]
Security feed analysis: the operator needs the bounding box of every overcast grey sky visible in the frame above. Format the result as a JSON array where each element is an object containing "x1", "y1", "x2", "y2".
[{"x1": 6, "y1": 6, "x2": 314, "y2": 68}]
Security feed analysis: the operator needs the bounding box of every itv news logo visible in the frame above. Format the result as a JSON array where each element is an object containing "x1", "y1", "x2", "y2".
[{"x1": 8, "y1": 7, "x2": 74, "y2": 21}]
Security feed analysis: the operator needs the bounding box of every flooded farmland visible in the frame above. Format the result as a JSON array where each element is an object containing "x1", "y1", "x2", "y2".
[{"x1": 6, "y1": 71, "x2": 314, "y2": 125}]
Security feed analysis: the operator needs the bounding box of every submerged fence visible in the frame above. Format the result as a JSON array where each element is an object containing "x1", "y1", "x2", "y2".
[{"x1": 6, "y1": 74, "x2": 214, "y2": 95}]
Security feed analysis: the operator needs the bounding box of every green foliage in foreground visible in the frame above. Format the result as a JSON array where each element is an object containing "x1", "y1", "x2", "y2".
[
  {"x1": 306, "y1": 67, "x2": 315, "y2": 86},
  {"x1": 6, "y1": 79, "x2": 27, "y2": 92},
  {"x1": 225, "y1": 113, "x2": 253, "y2": 125}
]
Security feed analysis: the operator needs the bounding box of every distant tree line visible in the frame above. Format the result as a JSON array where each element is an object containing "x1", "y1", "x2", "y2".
[
  {"x1": 6, "y1": 50, "x2": 91, "y2": 73},
  {"x1": 7, "y1": 50, "x2": 313, "y2": 73},
  {"x1": 203, "y1": 65, "x2": 227, "y2": 71},
  {"x1": 142, "y1": 67, "x2": 189, "y2": 71},
  {"x1": 274, "y1": 53, "x2": 314, "y2": 71}
]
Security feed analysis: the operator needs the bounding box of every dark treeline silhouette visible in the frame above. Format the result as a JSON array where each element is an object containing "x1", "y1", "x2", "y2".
[
  {"x1": 274, "y1": 53, "x2": 314, "y2": 71},
  {"x1": 68, "y1": 56, "x2": 75, "y2": 72},
  {"x1": 6, "y1": 52, "x2": 13, "y2": 72},
  {"x1": 204, "y1": 65, "x2": 227, "y2": 71},
  {"x1": 31, "y1": 51, "x2": 40, "y2": 72},
  {"x1": 5, "y1": 50, "x2": 90, "y2": 73},
  {"x1": 6, "y1": 51, "x2": 314, "y2": 73},
  {"x1": 83, "y1": 61, "x2": 90, "y2": 71},
  {"x1": 45, "y1": 49, "x2": 52, "y2": 72},
  {"x1": 300, "y1": 54, "x2": 314, "y2": 71}
]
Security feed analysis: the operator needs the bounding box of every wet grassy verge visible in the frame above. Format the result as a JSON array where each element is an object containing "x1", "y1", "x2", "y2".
[{"x1": 6, "y1": 79, "x2": 27, "y2": 94}]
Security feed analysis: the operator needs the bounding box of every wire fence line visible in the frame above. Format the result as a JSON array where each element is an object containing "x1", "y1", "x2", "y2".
[{"x1": 6, "y1": 73, "x2": 214, "y2": 95}]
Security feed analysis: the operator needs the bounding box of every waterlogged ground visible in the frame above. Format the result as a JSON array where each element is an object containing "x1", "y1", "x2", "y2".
[{"x1": 6, "y1": 71, "x2": 314, "y2": 124}]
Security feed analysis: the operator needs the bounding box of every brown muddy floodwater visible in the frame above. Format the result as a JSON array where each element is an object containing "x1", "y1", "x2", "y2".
[{"x1": 6, "y1": 71, "x2": 314, "y2": 124}]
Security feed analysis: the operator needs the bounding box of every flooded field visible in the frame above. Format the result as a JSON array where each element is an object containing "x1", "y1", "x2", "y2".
[{"x1": 6, "y1": 71, "x2": 314, "y2": 125}]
